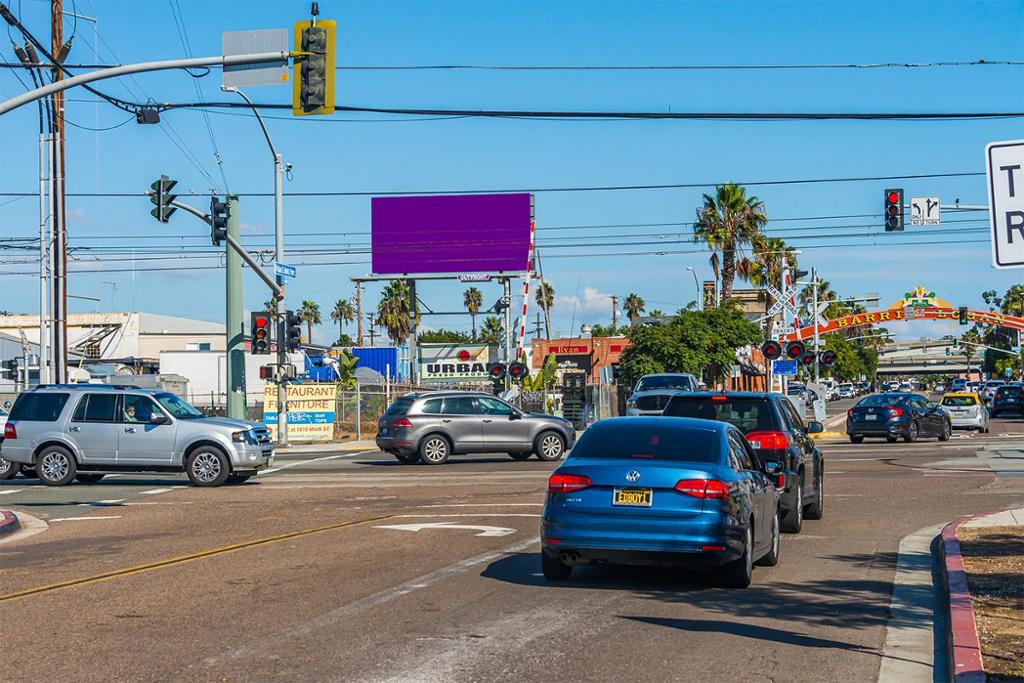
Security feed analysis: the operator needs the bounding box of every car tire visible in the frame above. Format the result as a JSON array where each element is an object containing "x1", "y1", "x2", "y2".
[
  {"x1": 185, "y1": 446, "x2": 230, "y2": 487},
  {"x1": 718, "y1": 525, "x2": 753, "y2": 588},
  {"x1": 541, "y1": 552, "x2": 572, "y2": 581},
  {"x1": 75, "y1": 473, "x2": 105, "y2": 484},
  {"x1": 509, "y1": 452, "x2": 532, "y2": 461},
  {"x1": 938, "y1": 420, "x2": 951, "y2": 442},
  {"x1": 904, "y1": 421, "x2": 919, "y2": 443},
  {"x1": 0, "y1": 457, "x2": 20, "y2": 480},
  {"x1": 805, "y1": 469, "x2": 824, "y2": 520},
  {"x1": 849, "y1": 435, "x2": 864, "y2": 444},
  {"x1": 419, "y1": 435, "x2": 451, "y2": 466},
  {"x1": 394, "y1": 452, "x2": 420, "y2": 465},
  {"x1": 36, "y1": 445, "x2": 77, "y2": 486},
  {"x1": 781, "y1": 482, "x2": 803, "y2": 533},
  {"x1": 756, "y1": 509, "x2": 781, "y2": 567},
  {"x1": 225, "y1": 474, "x2": 251, "y2": 485},
  {"x1": 534, "y1": 431, "x2": 566, "y2": 461}
]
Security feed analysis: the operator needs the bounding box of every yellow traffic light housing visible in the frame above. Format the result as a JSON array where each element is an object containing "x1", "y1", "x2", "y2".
[{"x1": 293, "y1": 19, "x2": 336, "y2": 116}]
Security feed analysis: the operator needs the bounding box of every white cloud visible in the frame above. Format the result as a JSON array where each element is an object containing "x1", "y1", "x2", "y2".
[{"x1": 554, "y1": 286, "x2": 617, "y2": 316}]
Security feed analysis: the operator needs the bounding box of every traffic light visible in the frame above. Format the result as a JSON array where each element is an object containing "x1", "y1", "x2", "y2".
[
  {"x1": 149, "y1": 176, "x2": 177, "y2": 223},
  {"x1": 251, "y1": 312, "x2": 272, "y2": 355},
  {"x1": 799, "y1": 352, "x2": 816, "y2": 366},
  {"x1": 508, "y1": 362, "x2": 529, "y2": 381},
  {"x1": 487, "y1": 363, "x2": 506, "y2": 380},
  {"x1": 958, "y1": 306, "x2": 969, "y2": 325},
  {"x1": 259, "y1": 365, "x2": 274, "y2": 380},
  {"x1": 786, "y1": 340, "x2": 806, "y2": 359},
  {"x1": 210, "y1": 197, "x2": 228, "y2": 246},
  {"x1": 818, "y1": 350, "x2": 838, "y2": 367},
  {"x1": 761, "y1": 340, "x2": 783, "y2": 360},
  {"x1": 884, "y1": 188, "x2": 904, "y2": 232},
  {"x1": 1, "y1": 358, "x2": 17, "y2": 378},
  {"x1": 292, "y1": 20, "x2": 336, "y2": 116},
  {"x1": 284, "y1": 310, "x2": 303, "y2": 352}
]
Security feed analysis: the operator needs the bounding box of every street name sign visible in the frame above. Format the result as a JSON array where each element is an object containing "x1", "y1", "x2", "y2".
[
  {"x1": 772, "y1": 359, "x2": 798, "y2": 376},
  {"x1": 274, "y1": 262, "x2": 297, "y2": 283},
  {"x1": 986, "y1": 139, "x2": 1024, "y2": 269},
  {"x1": 910, "y1": 196, "x2": 940, "y2": 226}
]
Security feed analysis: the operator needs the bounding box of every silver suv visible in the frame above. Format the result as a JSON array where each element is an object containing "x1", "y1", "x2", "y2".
[
  {"x1": 0, "y1": 385, "x2": 273, "y2": 487},
  {"x1": 375, "y1": 391, "x2": 576, "y2": 465}
]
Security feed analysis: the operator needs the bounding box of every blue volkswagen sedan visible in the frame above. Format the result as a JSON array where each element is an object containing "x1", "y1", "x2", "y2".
[{"x1": 541, "y1": 417, "x2": 780, "y2": 588}]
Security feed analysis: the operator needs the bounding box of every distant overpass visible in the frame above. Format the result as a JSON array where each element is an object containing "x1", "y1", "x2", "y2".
[{"x1": 876, "y1": 338, "x2": 978, "y2": 376}]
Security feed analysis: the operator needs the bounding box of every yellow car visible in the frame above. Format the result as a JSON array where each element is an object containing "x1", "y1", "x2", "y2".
[{"x1": 939, "y1": 392, "x2": 990, "y2": 432}]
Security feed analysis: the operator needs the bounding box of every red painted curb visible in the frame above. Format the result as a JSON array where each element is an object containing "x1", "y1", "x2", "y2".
[
  {"x1": 941, "y1": 518, "x2": 986, "y2": 683},
  {"x1": 0, "y1": 510, "x2": 20, "y2": 537}
]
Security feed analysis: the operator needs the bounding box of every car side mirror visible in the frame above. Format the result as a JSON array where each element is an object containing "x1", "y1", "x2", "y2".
[
  {"x1": 509, "y1": 412, "x2": 522, "y2": 420},
  {"x1": 149, "y1": 413, "x2": 169, "y2": 425},
  {"x1": 807, "y1": 421, "x2": 824, "y2": 434}
]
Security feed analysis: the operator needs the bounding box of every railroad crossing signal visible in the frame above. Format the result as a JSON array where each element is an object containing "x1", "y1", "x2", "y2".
[
  {"x1": 884, "y1": 188, "x2": 904, "y2": 232},
  {"x1": 487, "y1": 363, "x2": 506, "y2": 380},
  {"x1": 761, "y1": 340, "x2": 783, "y2": 360},
  {"x1": 292, "y1": 19, "x2": 336, "y2": 116},
  {"x1": 149, "y1": 176, "x2": 177, "y2": 223},
  {"x1": 210, "y1": 197, "x2": 229, "y2": 246},
  {"x1": 508, "y1": 362, "x2": 529, "y2": 381},
  {"x1": 251, "y1": 312, "x2": 272, "y2": 355}
]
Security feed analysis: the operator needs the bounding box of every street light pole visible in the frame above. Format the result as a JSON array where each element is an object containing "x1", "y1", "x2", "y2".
[
  {"x1": 222, "y1": 86, "x2": 289, "y2": 446},
  {"x1": 685, "y1": 267, "x2": 700, "y2": 305}
]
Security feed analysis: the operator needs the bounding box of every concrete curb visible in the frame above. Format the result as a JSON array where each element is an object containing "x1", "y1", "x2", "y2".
[
  {"x1": 0, "y1": 510, "x2": 21, "y2": 538},
  {"x1": 939, "y1": 516, "x2": 987, "y2": 683},
  {"x1": 810, "y1": 431, "x2": 844, "y2": 440}
]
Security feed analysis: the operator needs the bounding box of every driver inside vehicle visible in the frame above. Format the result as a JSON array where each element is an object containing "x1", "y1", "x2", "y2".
[{"x1": 124, "y1": 405, "x2": 139, "y2": 422}]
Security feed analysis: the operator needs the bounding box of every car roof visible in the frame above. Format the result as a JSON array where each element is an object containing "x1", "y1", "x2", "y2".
[
  {"x1": 668, "y1": 391, "x2": 781, "y2": 400},
  {"x1": 592, "y1": 415, "x2": 732, "y2": 433},
  {"x1": 401, "y1": 390, "x2": 493, "y2": 400},
  {"x1": 942, "y1": 392, "x2": 982, "y2": 399},
  {"x1": 28, "y1": 384, "x2": 156, "y2": 393}
]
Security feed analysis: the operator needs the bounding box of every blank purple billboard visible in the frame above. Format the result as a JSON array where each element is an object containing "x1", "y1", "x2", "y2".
[{"x1": 371, "y1": 193, "x2": 532, "y2": 275}]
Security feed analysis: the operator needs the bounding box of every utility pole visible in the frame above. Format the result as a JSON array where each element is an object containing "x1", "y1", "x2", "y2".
[
  {"x1": 50, "y1": 0, "x2": 67, "y2": 383},
  {"x1": 355, "y1": 282, "x2": 363, "y2": 346},
  {"x1": 611, "y1": 295, "x2": 618, "y2": 331},
  {"x1": 225, "y1": 195, "x2": 246, "y2": 418},
  {"x1": 366, "y1": 314, "x2": 378, "y2": 346},
  {"x1": 812, "y1": 267, "x2": 820, "y2": 383}
]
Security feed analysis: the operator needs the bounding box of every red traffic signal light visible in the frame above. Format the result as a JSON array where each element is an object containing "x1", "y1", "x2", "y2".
[
  {"x1": 800, "y1": 352, "x2": 816, "y2": 366},
  {"x1": 259, "y1": 365, "x2": 274, "y2": 380},
  {"x1": 251, "y1": 312, "x2": 272, "y2": 355},
  {"x1": 786, "y1": 340, "x2": 806, "y2": 359},
  {"x1": 761, "y1": 340, "x2": 783, "y2": 360},
  {"x1": 884, "y1": 188, "x2": 904, "y2": 232},
  {"x1": 508, "y1": 362, "x2": 529, "y2": 380},
  {"x1": 487, "y1": 363, "x2": 506, "y2": 380},
  {"x1": 819, "y1": 350, "x2": 838, "y2": 367}
]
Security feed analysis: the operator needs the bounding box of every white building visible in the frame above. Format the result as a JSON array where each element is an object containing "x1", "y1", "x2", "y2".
[{"x1": 160, "y1": 350, "x2": 305, "y2": 408}]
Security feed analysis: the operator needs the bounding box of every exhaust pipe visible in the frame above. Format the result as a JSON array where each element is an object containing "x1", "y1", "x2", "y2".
[{"x1": 559, "y1": 551, "x2": 580, "y2": 565}]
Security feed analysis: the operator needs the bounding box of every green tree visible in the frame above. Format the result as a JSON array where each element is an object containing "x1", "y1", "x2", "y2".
[
  {"x1": 999, "y1": 284, "x2": 1024, "y2": 318},
  {"x1": 590, "y1": 323, "x2": 623, "y2": 337},
  {"x1": 333, "y1": 333, "x2": 356, "y2": 347},
  {"x1": 623, "y1": 292, "x2": 645, "y2": 323},
  {"x1": 299, "y1": 300, "x2": 322, "y2": 343},
  {"x1": 535, "y1": 281, "x2": 555, "y2": 339},
  {"x1": 329, "y1": 298, "x2": 355, "y2": 343},
  {"x1": 693, "y1": 183, "x2": 768, "y2": 301},
  {"x1": 648, "y1": 309, "x2": 666, "y2": 318},
  {"x1": 332, "y1": 349, "x2": 359, "y2": 390},
  {"x1": 479, "y1": 316, "x2": 503, "y2": 343},
  {"x1": 523, "y1": 354, "x2": 559, "y2": 392},
  {"x1": 262, "y1": 299, "x2": 282, "y2": 320},
  {"x1": 463, "y1": 287, "x2": 484, "y2": 340},
  {"x1": 418, "y1": 329, "x2": 473, "y2": 344},
  {"x1": 377, "y1": 280, "x2": 419, "y2": 345},
  {"x1": 749, "y1": 236, "x2": 798, "y2": 322}
]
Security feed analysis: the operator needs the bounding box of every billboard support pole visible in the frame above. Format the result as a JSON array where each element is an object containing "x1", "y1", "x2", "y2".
[
  {"x1": 408, "y1": 279, "x2": 418, "y2": 385},
  {"x1": 503, "y1": 277, "x2": 512, "y2": 393}
]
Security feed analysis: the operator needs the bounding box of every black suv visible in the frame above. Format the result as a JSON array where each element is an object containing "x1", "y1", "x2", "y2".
[
  {"x1": 991, "y1": 384, "x2": 1023, "y2": 418},
  {"x1": 662, "y1": 391, "x2": 824, "y2": 533}
]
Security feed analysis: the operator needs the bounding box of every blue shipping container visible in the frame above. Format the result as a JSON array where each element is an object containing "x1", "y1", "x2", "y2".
[{"x1": 351, "y1": 347, "x2": 406, "y2": 381}]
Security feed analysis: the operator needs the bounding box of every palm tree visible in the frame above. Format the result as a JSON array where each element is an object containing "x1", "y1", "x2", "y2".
[
  {"x1": 623, "y1": 292, "x2": 645, "y2": 323},
  {"x1": 262, "y1": 299, "x2": 282, "y2": 320},
  {"x1": 377, "y1": 279, "x2": 419, "y2": 345},
  {"x1": 463, "y1": 287, "x2": 483, "y2": 340},
  {"x1": 479, "y1": 316, "x2": 503, "y2": 343},
  {"x1": 298, "y1": 300, "x2": 322, "y2": 343},
  {"x1": 535, "y1": 281, "x2": 555, "y2": 339},
  {"x1": 330, "y1": 298, "x2": 355, "y2": 343},
  {"x1": 648, "y1": 309, "x2": 665, "y2": 318},
  {"x1": 693, "y1": 183, "x2": 768, "y2": 301}
]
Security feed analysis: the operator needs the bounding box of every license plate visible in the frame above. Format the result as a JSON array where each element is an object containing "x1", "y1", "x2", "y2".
[
  {"x1": 379, "y1": 427, "x2": 389, "y2": 436},
  {"x1": 865, "y1": 414, "x2": 878, "y2": 421},
  {"x1": 613, "y1": 487, "x2": 652, "y2": 507}
]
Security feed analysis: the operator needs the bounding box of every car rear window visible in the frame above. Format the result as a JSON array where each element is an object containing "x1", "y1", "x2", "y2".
[
  {"x1": 857, "y1": 394, "x2": 908, "y2": 407},
  {"x1": 635, "y1": 376, "x2": 695, "y2": 392},
  {"x1": 998, "y1": 386, "x2": 1022, "y2": 397},
  {"x1": 570, "y1": 421, "x2": 722, "y2": 462},
  {"x1": 385, "y1": 398, "x2": 415, "y2": 416},
  {"x1": 663, "y1": 397, "x2": 776, "y2": 434},
  {"x1": 942, "y1": 396, "x2": 978, "y2": 407},
  {"x1": 9, "y1": 392, "x2": 69, "y2": 421}
]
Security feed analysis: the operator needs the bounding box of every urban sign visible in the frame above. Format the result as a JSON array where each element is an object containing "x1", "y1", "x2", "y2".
[
  {"x1": 910, "y1": 196, "x2": 940, "y2": 226},
  {"x1": 418, "y1": 343, "x2": 495, "y2": 381},
  {"x1": 772, "y1": 359, "x2": 798, "y2": 376},
  {"x1": 554, "y1": 354, "x2": 593, "y2": 372},
  {"x1": 986, "y1": 140, "x2": 1024, "y2": 269},
  {"x1": 458, "y1": 274, "x2": 493, "y2": 282},
  {"x1": 262, "y1": 383, "x2": 336, "y2": 441},
  {"x1": 274, "y1": 261, "x2": 297, "y2": 283}
]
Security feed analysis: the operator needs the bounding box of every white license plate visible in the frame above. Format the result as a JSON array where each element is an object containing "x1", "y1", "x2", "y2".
[{"x1": 865, "y1": 414, "x2": 879, "y2": 421}]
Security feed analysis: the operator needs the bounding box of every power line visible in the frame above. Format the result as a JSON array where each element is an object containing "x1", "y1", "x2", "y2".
[{"x1": 329, "y1": 60, "x2": 1024, "y2": 71}]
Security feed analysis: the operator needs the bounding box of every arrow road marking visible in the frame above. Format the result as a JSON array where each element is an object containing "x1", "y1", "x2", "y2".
[{"x1": 375, "y1": 522, "x2": 517, "y2": 538}]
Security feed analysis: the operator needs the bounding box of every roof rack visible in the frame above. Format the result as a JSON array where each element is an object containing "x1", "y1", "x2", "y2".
[{"x1": 33, "y1": 383, "x2": 140, "y2": 391}]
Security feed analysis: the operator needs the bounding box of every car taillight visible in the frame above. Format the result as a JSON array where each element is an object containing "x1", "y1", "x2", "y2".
[
  {"x1": 675, "y1": 479, "x2": 729, "y2": 499},
  {"x1": 888, "y1": 407, "x2": 903, "y2": 417},
  {"x1": 548, "y1": 473, "x2": 591, "y2": 494},
  {"x1": 3, "y1": 423, "x2": 15, "y2": 439},
  {"x1": 775, "y1": 473, "x2": 786, "y2": 488},
  {"x1": 393, "y1": 418, "x2": 413, "y2": 428},
  {"x1": 746, "y1": 431, "x2": 789, "y2": 450},
  {"x1": 847, "y1": 408, "x2": 854, "y2": 419}
]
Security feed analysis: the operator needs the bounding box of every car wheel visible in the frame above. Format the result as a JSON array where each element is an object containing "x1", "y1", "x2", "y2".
[
  {"x1": 849, "y1": 435, "x2": 864, "y2": 444},
  {"x1": 225, "y1": 474, "x2": 251, "y2": 485},
  {"x1": 535, "y1": 432, "x2": 566, "y2": 461},
  {"x1": 0, "y1": 457, "x2": 20, "y2": 480},
  {"x1": 394, "y1": 452, "x2": 420, "y2": 465},
  {"x1": 419, "y1": 435, "x2": 450, "y2": 466},
  {"x1": 756, "y1": 508, "x2": 781, "y2": 567},
  {"x1": 781, "y1": 482, "x2": 803, "y2": 533},
  {"x1": 185, "y1": 447, "x2": 230, "y2": 487},
  {"x1": 36, "y1": 446, "x2": 77, "y2": 486},
  {"x1": 718, "y1": 525, "x2": 753, "y2": 588},
  {"x1": 75, "y1": 473, "x2": 105, "y2": 484},
  {"x1": 541, "y1": 552, "x2": 572, "y2": 581},
  {"x1": 805, "y1": 470, "x2": 824, "y2": 520},
  {"x1": 509, "y1": 452, "x2": 532, "y2": 461},
  {"x1": 938, "y1": 421, "x2": 951, "y2": 442},
  {"x1": 904, "y1": 421, "x2": 919, "y2": 443}
]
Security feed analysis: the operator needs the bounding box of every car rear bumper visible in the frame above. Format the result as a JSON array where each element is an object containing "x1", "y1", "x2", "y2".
[
  {"x1": 375, "y1": 435, "x2": 415, "y2": 454},
  {"x1": 846, "y1": 419, "x2": 907, "y2": 437},
  {"x1": 949, "y1": 414, "x2": 985, "y2": 428},
  {"x1": 0, "y1": 442, "x2": 32, "y2": 464},
  {"x1": 541, "y1": 543, "x2": 741, "y2": 569}
]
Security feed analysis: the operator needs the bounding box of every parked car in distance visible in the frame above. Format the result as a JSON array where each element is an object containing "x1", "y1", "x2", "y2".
[
  {"x1": 541, "y1": 417, "x2": 780, "y2": 588},
  {"x1": 940, "y1": 393, "x2": 990, "y2": 432},
  {"x1": 855, "y1": 382, "x2": 870, "y2": 395},
  {"x1": 980, "y1": 380, "x2": 1006, "y2": 404},
  {"x1": 967, "y1": 381, "x2": 981, "y2": 393},
  {"x1": 950, "y1": 378, "x2": 968, "y2": 392},
  {"x1": 990, "y1": 384, "x2": 1024, "y2": 418},
  {"x1": 898, "y1": 382, "x2": 913, "y2": 392},
  {"x1": 625, "y1": 373, "x2": 701, "y2": 416},
  {"x1": 786, "y1": 384, "x2": 806, "y2": 397},
  {"x1": 375, "y1": 391, "x2": 575, "y2": 465},
  {"x1": 846, "y1": 392, "x2": 951, "y2": 443},
  {"x1": 838, "y1": 383, "x2": 856, "y2": 399},
  {"x1": 0, "y1": 384, "x2": 273, "y2": 486},
  {"x1": 662, "y1": 391, "x2": 824, "y2": 533},
  {"x1": 933, "y1": 384, "x2": 946, "y2": 394}
]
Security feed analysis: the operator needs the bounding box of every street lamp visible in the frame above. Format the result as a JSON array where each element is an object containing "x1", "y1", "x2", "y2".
[{"x1": 685, "y1": 267, "x2": 701, "y2": 305}]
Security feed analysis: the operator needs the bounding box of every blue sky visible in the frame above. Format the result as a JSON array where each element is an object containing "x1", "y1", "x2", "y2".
[{"x1": 1, "y1": 0, "x2": 1023, "y2": 345}]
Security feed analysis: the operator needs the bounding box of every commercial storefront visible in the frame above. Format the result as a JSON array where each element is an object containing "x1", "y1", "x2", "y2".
[{"x1": 530, "y1": 337, "x2": 629, "y2": 384}]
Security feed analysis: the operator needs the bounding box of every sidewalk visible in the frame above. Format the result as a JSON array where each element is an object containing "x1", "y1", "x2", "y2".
[{"x1": 274, "y1": 439, "x2": 378, "y2": 454}]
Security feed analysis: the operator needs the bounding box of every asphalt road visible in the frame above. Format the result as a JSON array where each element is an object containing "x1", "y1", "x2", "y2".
[{"x1": 1, "y1": 412, "x2": 1022, "y2": 682}]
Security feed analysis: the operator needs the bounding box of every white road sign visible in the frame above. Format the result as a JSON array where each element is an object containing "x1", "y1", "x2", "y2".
[
  {"x1": 986, "y1": 139, "x2": 1024, "y2": 269},
  {"x1": 910, "y1": 196, "x2": 940, "y2": 226}
]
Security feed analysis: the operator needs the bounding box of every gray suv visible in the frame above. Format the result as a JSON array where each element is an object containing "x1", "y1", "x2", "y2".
[
  {"x1": 0, "y1": 385, "x2": 273, "y2": 487},
  {"x1": 376, "y1": 391, "x2": 576, "y2": 465}
]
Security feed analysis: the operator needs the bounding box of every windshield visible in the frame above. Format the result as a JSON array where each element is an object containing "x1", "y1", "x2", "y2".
[
  {"x1": 858, "y1": 394, "x2": 909, "y2": 407},
  {"x1": 155, "y1": 393, "x2": 205, "y2": 419},
  {"x1": 942, "y1": 396, "x2": 978, "y2": 407},
  {"x1": 570, "y1": 421, "x2": 722, "y2": 462},
  {"x1": 636, "y1": 375, "x2": 694, "y2": 392}
]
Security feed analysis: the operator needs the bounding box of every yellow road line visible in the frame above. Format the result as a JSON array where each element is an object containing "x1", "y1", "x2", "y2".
[{"x1": 0, "y1": 514, "x2": 393, "y2": 605}]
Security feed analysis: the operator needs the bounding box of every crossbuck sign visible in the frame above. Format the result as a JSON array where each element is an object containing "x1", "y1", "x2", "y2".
[{"x1": 986, "y1": 140, "x2": 1024, "y2": 269}]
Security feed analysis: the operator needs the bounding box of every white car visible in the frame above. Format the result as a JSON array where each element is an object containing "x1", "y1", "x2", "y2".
[
  {"x1": 934, "y1": 384, "x2": 946, "y2": 394},
  {"x1": 0, "y1": 406, "x2": 16, "y2": 480},
  {"x1": 626, "y1": 373, "x2": 700, "y2": 416},
  {"x1": 838, "y1": 383, "x2": 855, "y2": 399},
  {"x1": 980, "y1": 380, "x2": 1006, "y2": 404}
]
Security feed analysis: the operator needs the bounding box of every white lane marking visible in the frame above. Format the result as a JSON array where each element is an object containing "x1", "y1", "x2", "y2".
[
  {"x1": 414, "y1": 503, "x2": 543, "y2": 508},
  {"x1": 395, "y1": 513, "x2": 541, "y2": 518},
  {"x1": 0, "y1": 489, "x2": 19, "y2": 496},
  {"x1": 139, "y1": 488, "x2": 173, "y2": 496},
  {"x1": 258, "y1": 450, "x2": 372, "y2": 476},
  {"x1": 375, "y1": 522, "x2": 517, "y2": 537},
  {"x1": 49, "y1": 515, "x2": 122, "y2": 522},
  {"x1": 124, "y1": 501, "x2": 194, "y2": 506},
  {"x1": 77, "y1": 498, "x2": 125, "y2": 507}
]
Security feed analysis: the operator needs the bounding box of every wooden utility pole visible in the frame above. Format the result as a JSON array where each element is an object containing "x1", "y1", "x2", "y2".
[
  {"x1": 610, "y1": 295, "x2": 618, "y2": 331},
  {"x1": 355, "y1": 282, "x2": 363, "y2": 346},
  {"x1": 51, "y1": 0, "x2": 67, "y2": 382}
]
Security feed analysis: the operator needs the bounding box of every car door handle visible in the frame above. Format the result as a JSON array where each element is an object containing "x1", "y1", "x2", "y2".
[
  {"x1": 124, "y1": 427, "x2": 137, "y2": 434},
  {"x1": 441, "y1": 419, "x2": 452, "y2": 423},
  {"x1": 482, "y1": 419, "x2": 493, "y2": 423},
  {"x1": 68, "y1": 426, "x2": 80, "y2": 432}
]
